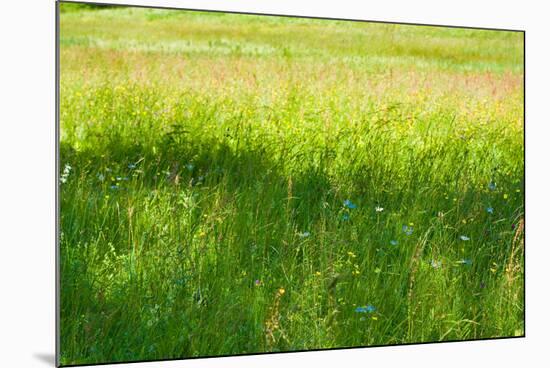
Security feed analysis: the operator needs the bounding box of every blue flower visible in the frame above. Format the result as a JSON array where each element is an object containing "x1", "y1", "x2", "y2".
[
  {"x1": 488, "y1": 181, "x2": 497, "y2": 191},
  {"x1": 390, "y1": 240, "x2": 398, "y2": 246},
  {"x1": 402, "y1": 225, "x2": 413, "y2": 236},
  {"x1": 298, "y1": 231, "x2": 311, "y2": 238},
  {"x1": 459, "y1": 235, "x2": 470, "y2": 241},
  {"x1": 341, "y1": 213, "x2": 350, "y2": 221},
  {"x1": 186, "y1": 163, "x2": 194, "y2": 171},
  {"x1": 343, "y1": 200, "x2": 357, "y2": 209},
  {"x1": 110, "y1": 185, "x2": 118, "y2": 190},
  {"x1": 355, "y1": 305, "x2": 376, "y2": 313},
  {"x1": 128, "y1": 163, "x2": 137, "y2": 169},
  {"x1": 486, "y1": 207, "x2": 494, "y2": 214}
]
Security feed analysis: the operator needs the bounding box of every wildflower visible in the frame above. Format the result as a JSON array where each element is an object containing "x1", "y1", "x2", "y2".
[
  {"x1": 488, "y1": 181, "x2": 497, "y2": 191},
  {"x1": 402, "y1": 225, "x2": 413, "y2": 236},
  {"x1": 110, "y1": 185, "x2": 118, "y2": 190},
  {"x1": 459, "y1": 235, "x2": 470, "y2": 241},
  {"x1": 128, "y1": 163, "x2": 137, "y2": 169},
  {"x1": 255, "y1": 279, "x2": 261, "y2": 286},
  {"x1": 116, "y1": 176, "x2": 122, "y2": 181},
  {"x1": 343, "y1": 199, "x2": 357, "y2": 209},
  {"x1": 486, "y1": 207, "x2": 494, "y2": 214},
  {"x1": 375, "y1": 206, "x2": 384, "y2": 212},
  {"x1": 60, "y1": 164, "x2": 72, "y2": 184},
  {"x1": 355, "y1": 305, "x2": 376, "y2": 313},
  {"x1": 186, "y1": 163, "x2": 194, "y2": 171},
  {"x1": 458, "y1": 259, "x2": 473, "y2": 265},
  {"x1": 347, "y1": 251, "x2": 357, "y2": 258},
  {"x1": 390, "y1": 240, "x2": 398, "y2": 246},
  {"x1": 431, "y1": 260, "x2": 442, "y2": 268},
  {"x1": 278, "y1": 288, "x2": 285, "y2": 295},
  {"x1": 315, "y1": 271, "x2": 321, "y2": 277},
  {"x1": 503, "y1": 193, "x2": 509, "y2": 199},
  {"x1": 98, "y1": 173, "x2": 105, "y2": 182},
  {"x1": 298, "y1": 231, "x2": 310, "y2": 238},
  {"x1": 341, "y1": 213, "x2": 350, "y2": 221}
]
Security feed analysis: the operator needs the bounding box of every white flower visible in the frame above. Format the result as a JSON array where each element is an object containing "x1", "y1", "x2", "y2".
[
  {"x1": 375, "y1": 206, "x2": 384, "y2": 212},
  {"x1": 60, "y1": 164, "x2": 72, "y2": 184},
  {"x1": 460, "y1": 235, "x2": 470, "y2": 241}
]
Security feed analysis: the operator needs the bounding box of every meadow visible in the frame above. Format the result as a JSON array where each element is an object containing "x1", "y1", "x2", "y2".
[{"x1": 58, "y1": 3, "x2": 524, "y2": 366}]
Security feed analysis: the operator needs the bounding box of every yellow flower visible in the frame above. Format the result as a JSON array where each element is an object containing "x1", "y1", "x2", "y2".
[
  {"x1": 278, "y1": 288, "x2": 285, "y2": 295},
  {"x1": 503, "y1": 194, "x2": 509, "y2": 199}
]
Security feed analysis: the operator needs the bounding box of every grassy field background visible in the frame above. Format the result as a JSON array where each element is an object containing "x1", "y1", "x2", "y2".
[{"x1": 59, "y1": 3, "x2": 524, "y2": 366}]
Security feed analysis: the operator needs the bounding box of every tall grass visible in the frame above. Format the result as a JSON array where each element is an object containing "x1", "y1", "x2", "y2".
[{"x1": 59, "y1": 4, "x2": 524, "y2": 366}]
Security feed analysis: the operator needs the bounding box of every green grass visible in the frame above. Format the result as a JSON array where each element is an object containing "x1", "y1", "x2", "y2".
[{"x1": 59, "y1": 4, "x2": 524, "y2": 366}]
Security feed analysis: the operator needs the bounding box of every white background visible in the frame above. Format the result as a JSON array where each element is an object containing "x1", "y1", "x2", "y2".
[{"x1": 0, "y1": 0, "x2": 548, "y2": 367}]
